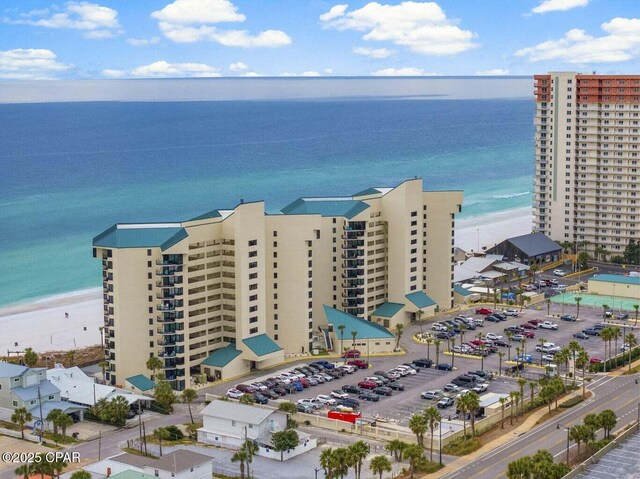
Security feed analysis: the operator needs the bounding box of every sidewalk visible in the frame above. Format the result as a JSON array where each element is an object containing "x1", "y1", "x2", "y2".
[{"x1": 430, "y1": 390, "x2": 581, "y2": 478}]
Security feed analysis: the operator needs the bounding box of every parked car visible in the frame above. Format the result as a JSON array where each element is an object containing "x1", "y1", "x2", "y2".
[
  {"x1": 306, "y1": 377, "x2": 319, "y2": 386},
  {"x1": 261, "y1": 390, "x2": 279, "y2": 400},
  {"x1": 560, "y1": 315, "x2": 577, "y2": 321},
  {"x1": 337, "y1": 398, "x2": 360, "y2": 408},
  {"x1": 590, "y1": 357, "x2": 603, "y2": 364},
  {"x1": 387, "y1": 382, "x2": 405, "y2": 391},
  {"x1": 485, "y1": 315, "x2": 502, "y2": 323},
  {"x1": 505, "y1": 309, "x2": 520, "y2": 317},
  {"x1": 358, "y1": 380, "x2": 378, "y2": 390},
  {"x1": 617, "y1": 313, "x2": 630, "y2": 320},
  {"x1": 402, "y1": 362, "x2": 422, "y2": 372},
  {"x1": 250, "y1": 382, "x2": 268, "y2": 391},
  {"x1": 413, "y1": 358, "x2": 433, "y2": 368},
  {"x1": 226, "y1": 389, "x2": 244, "y2": 399},
  {"x1": 373, "y1": 386, "x2": 393, "y2": 396},
  {"x1": 342, "y1": 385, "x2": 363, "y2": 394},
  {"x1": 520, "y1": 323, "x2": 537, "y2": 330},
  {"x1": 365, "y1": 376, "x2": 386, "y2": 386},
  {"x1": 528, "y1": 319, "x2": 543, "y2": 326},
  {"x1": 539, "y1": 321, "x2": 559, "y2": 330},
  {"x1": 437, "y1": 397, "x2": 455, "y2": 409},
  {"x1": 236, "y1": 384, "x2": 257, "y2": 394},
  {"x1": 273, "y1": 386, "x2": 288, "y2": 396},
  {"x1": 421, "y1": 390, "x2": 444, "y2": 400},
  {"x1": 573, "y1": 332, "x2": 589, "y2": 339},
  {"x1": 476, "y1": 307, "x2": 494, "y2": 315},
  {"x1": 359, "y1": 392, "x2": 380, "y2": 402},
  {"x1": 330, "y1": 390, "x2": 349, "y2": 400},
  {"x1": 435, "y1": 363, "x2": 453, "y2": 371},
  {"x1": 485, "y1": 333, "x2": 503, "y2": 341},
  {"x1": 521, "y1": 331, "x2": 536, "y2": 339},
  {"x1": 443, "y1": 383, "x2": 460, "y2": 392},
  {"x1": 253, "y1": 393, "x2": 269, "y2": 404},
  {"x1": 542, "y1": 354, "x2": 555, "y2": 362},
  {"x1": 493, "y1": 312, "x2": 508, "y2": 321},
  {"x1": 432, "y1": 323, "x2": 449, "y2": 331},
  {"x1": 504, "y1": 326, "x2": 523, "y2": 333},
  {"x1": 471, "y1": 383, "x2": 489, "y2": 393},
  {"x1": 297, "y1": 398, "x2": 322, "y2": 409},
  {"x1": 315, "y1": 395, "x2": 337, "y2": 406},
  {"x1": 553, "y1": 269, "x2": 566, "y2": 276},
  {"x1": 312, "y1": 360, "x2": 335, "y2": 369},
  {"x1": 583, "y1": 328, "x2": 601, "y2": 336},
  {"x1": 343, "y1": 349, "x2": 361, "y2": 358},
  {"x1": 469, "y1": 370, "x2": 494, "y2": 380},
  {"x1": 346, "y1": 359, "x2": 369, "y2": 369},
  {"x1": 494, "y1": 339, "x2": 511, "y2": 347},
  {"x1": 297, "y1": 403, "x2": 314, "y2": 414},
  {"x1": 515, "y1": 354, "x2": 533, "y2": 363},
  {"x1": 395, "y1": 365, "x2": 417, "y2": 375}
]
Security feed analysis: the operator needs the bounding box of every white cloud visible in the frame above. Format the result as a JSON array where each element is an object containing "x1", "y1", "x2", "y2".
[
  {"x1": 371, "y1": 67, "x2": 441, "y2": 76},
  {"x1": 4, "y1": 2, "x2": 122, "y2": 39},
  {"x1": 0, "y1": 48, "x2": 72, "y2": 79},
  {"x1": 240, "y1": 71, "x2": 263, "y2": 77},
  {"x1": 323, "y1": 68, "x2": 334, "y2": 74},
  {"x1": 532, "y1": 0, "x2": 589, "y2": 14},
  {"x1": 127, "y1": 37, "x2": 160, "y2": 47},
  {"x1": 475, "y1": 69, "x2": 509, "y2": 75},
  {"x1": 302, "y1": 71, "x2": 321, "y2": 76},
  {"x1": 101, "y1": 68, "x2": 126, "y2": 78},
  {"x1": 353, "y1": 46, "x2": 394, "y2": 58},
  {"x1": 320, "y1": 1, "x2": 478, "y2": 56},
  {"x1": 229, "y1": 61, "x2": 249, "y2": 72},
  {"x1": 151, "y1": 0, "x2": 291, "y2": 48},
  {"x1": 131, "y1": 60, "x2": 221, "y2": 78},
  {"x1": 515, "y1": 17, "x2": 640, "y2": 64},
  {"x1": 279, "y1": 70, "x2": 329, "y2": 77}
]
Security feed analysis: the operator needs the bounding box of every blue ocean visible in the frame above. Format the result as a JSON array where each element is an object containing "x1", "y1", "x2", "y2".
[{"x1": 0, "y1": 96, "x2": 534, "y2": 306}]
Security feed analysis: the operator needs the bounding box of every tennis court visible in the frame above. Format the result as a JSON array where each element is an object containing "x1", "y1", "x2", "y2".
[{"x1": 550, "y1": 292, "x2": 639, "y2": 311}]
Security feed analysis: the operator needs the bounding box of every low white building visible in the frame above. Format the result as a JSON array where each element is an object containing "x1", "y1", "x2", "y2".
[{"x1": 198, "y1": 400, "x2": 316, "y2": 460}]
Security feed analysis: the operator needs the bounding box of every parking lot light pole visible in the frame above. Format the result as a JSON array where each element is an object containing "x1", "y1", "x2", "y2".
[
  {"x1": 438, "y1": 423, "x2": 442, "y2": 466},
  {"x1": 557, "y1": 423, "x2": 570, "y2": 465}
]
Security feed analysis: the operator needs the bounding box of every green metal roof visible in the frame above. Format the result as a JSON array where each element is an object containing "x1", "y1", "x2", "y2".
[
  {"x1": 161, "y1": 228, "x2": 189, "y2": 250},
  {"x1": 371, "y1": 302, "x2": 405, "y2": 318},
  {"x1": 93, "y1": 224, "x2": 186, "y2": 250},
  {"x1": 125, "y1": 374, "x2": 156, "y2": 392},
  {"x1": 590, "y1": 274, "x2": 640, "y2": 286},
  {"x1": 201, "y1": 344, "x2": 242, "y2": 367},
  {"x1": 281, "y1": 198, "x2": 369, "y2": 219},
  {"x1": 189, "y1": 209, "x2": 222, "y2": 221},
  {"x1": 323, "y1": 305, "x2": 395, "y2": 339},
  {"x1": 405, "y1": 291, "x2": 437, "y2": 308},
  {"x1": 454, "y1": 284, "x2": 472, "y2": 296},
  {"x1": 353, "y1": 187, "x2": 382, "y2": 197},
  {"x1": 242, "y1": 334, "x2": 282, "y2": 357}
]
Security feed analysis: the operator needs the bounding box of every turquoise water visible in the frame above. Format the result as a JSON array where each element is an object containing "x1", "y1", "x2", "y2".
[{"x1": 0, "y1": 98, "x2": 534, "y2": 306}]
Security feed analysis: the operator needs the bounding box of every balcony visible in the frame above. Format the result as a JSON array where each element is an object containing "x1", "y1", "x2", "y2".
[
  {"x1": 157, "y1": 299, "x2": 184, "y2": 311},
  {"x1": 156, "y1": 265, "x2": 183, "y2": 276},
  {"x1": 156, "y1": 288, "x2": 183, "y2": 299},
  {"x1": 156, "y1": 276, "x2": 183, "y2": 287},
  {"x1": 343, "y1": 278, "x2": 365, "y2": 288},
  {"x1": 342, "y1": 289, "x2": 365, "y2": 298},
  {"x1": 343, "y1": 298, "x2": 365, "y2": 307},
  {"x1": 342, "y1": 231, "x2": 365, "y2": 240},
  {"x1": 343, "y1": 259, "x2": 365, "y2": 269},
  {"x1": 342, "y1": 250, "x2": 364, "y2": 259},
  {"x1": 342, "y1": 239, "x2": 365, "y2": 249},
  {"x1": 344, "y1": 307, "x2": 365, "y2": 316},
  {"x1": 345, "y1": 222, "x2": 366, "y2": 231},
  {"x1": 342, "y1": 270, "x2": 364, "y2": 278},
  {"x1": 156, "y1": 255, "x2": 183, "y2": 266}
]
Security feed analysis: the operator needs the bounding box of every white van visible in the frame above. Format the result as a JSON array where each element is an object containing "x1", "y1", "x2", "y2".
[{"x1": 472, "y1": 318, "x2": 484, "y2": 327}]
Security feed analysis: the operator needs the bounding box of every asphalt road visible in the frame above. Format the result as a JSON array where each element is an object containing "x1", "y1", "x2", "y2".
[{"x1": 440, "y1": 374, "x2": 640, "y2": 479}]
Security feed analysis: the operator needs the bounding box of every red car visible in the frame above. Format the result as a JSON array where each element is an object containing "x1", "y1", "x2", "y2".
[
  {"x1": 528, "y1": 319, "x2": 543, "y2": 325},
  {"x1": 476, "y1": 307, "x2": 494, "y2": 315},
  {"x1": 521, "y1": 331, "x2": 535, "y2": 339},
  {"x1": 470, "y1": 339, "x2": 488, "y2": 346},
  {"x1": 520, "y1": 323, "x2": 537, "y2": 330},
  {"x1": 236, "y1": 384, "x2": 257, "y2": 394},
  {"x1": 590, "y1": 358, "x2": 603, "y2": 364},
  {"x1": 347, "y1": 359, "x2": 369, "y2": 369},
  {"x1": 343, "y1": 349, "x2": 362, "y2": 358},
  {"x1": 358, "y1": 380, "x2": 377, "y2": 390},
  {"x1": 297, "y1": 378, "x2": 310, "y2": 388}
]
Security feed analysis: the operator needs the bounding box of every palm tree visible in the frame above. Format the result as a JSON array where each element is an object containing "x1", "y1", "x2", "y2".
[
  {"x1": 426, "y1": 337, "x2": 433, "y2": 360},
  {"x1": 575, "y1": 296, "x2": 582, "y2": 319},
  {"x1": 611, "y1": 326, "x2": 621, "y2": 360},
  {"x1": 546, "y1": 298, "x2": 551, "y2": 316},
  {"x1": 70, "y1": 470, "x2": 92, "y2": 479},
  {"x1": 449, "y1": 336, "x2": 456, "y2": 368},
  {"x1": 403, "y1": 444, "x2": 425, "y2": 479},
  {"x1": 46, "y1": 409, "x2": 63, "y2": 436},
  {"x1": 242, "y1": 439, "x2": 258, "y2": 478},
  {"x1": 424, "y1": 406, "x2": 441, "y2": 462},
  {"x1": 457, "y1": 394, "x2": 470, "y2": 438},
  {"x1": 466, "y1": 392, "x2": 481, "y2": 436},
  {"x1": 409, "y1": 414, "x2": 427, "y2": 446},
  {"x1": 599, "y1": 409, "x2": 617, "y2": 439},
  {"x1": 434, "y1": 339, "x2": 442, "y2": 366},
  {"x1": 512, "y1": 391, "x2": 521, "y2": 422},
  {"x1": 555, "y1": 348, "x2": 570, "y2": 378},
  {"x1": 181, "y1": 388, "x2": 197, "y2": 424},
  {"x1": 498, "y1": 352, "x2": 505, "y2": 376},
  {"x1": 351, "y1": 330, "x2": 358, "y2": 352},
  {"x1": 538, "y1": 337, "x2": 547, "y2": 366},
  {"x1": 369, "y1": 455, "x2": 392, "y2": 479},
  {"x1": 384, "y1": 439, "x2": 406, "y2": 462},
  {"x1": 528, "y1": 381, "x2": 536, "y2": 407},
  {"x1": 337, "y1": 324, "x2": 346, "y2": 355},
  {"x1": 625, "y1": 333, "x2": 638, "y2": 371},
  {"x1": 154, "y1": 427, "x2": 167, "y2": 456},
  {"x1": 56, "y1": 413, "x2": 73, "y2": 437},
  {"x1": 517, "y1": 378, "x2": 527, "y2": 415},
  {"x1": 15, "y1": 464, "x2": 36, "y2": 479},
  {"x1": 576, "y1": 349, "x2": 589, "y2": 397},
  {"x1": 569, "y1": 425, "x2": 583, "y2": 458},
  {"x1": 499, "y1": 397, "x2": 507, "y2": 428},
  {"x1": 601, "y1": 304, "x2": 610, "y2": 319},
  {"x1": 320, "y1": 447, "x2": 334, "y2": 476},
  {"x1": 633, "y1": 304, "x2": 639, "y2": 327},
  {"x1": 66, "y1": 350, "x2": 76, "y2": 366},
  {"x1": 416, "y1": 309, "x2": 424, "y2": 336},
  {"x1": 508, "y1": 391, "x2": 517, "y2": 425},
  {"x1": 479, "y1": 343, "x2": 486, "y2": 371},
  {"x1": 231, "y1": 449, "x2": 248, "y2": 479},
  {"x1": 394, "y1": 323, "x2": 403, "y2": 351},
  {"x1": 11, "y1": 407, "x2": 32, "y2": 439},
  {"x1": 99, "y1": 361, "x2": 109, "y2": 382},
  {"x1": 347, "y1": 440, "x2": 370, "y2": 479},
  {"x1": 506, "y1": 332, "x2": 514, "y2": 360},
  {"x1": 567, "y1": 340, "x2": 582, "y2": 385},
  {"x1": 600, "y1": 327, "x2": 612, "y2": 371},
  {"x1": 146, "y1": 356, "x2": 163, "y2": 381}
]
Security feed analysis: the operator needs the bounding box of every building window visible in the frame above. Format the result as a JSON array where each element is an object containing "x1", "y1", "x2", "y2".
[
  {"x1": 249, "y1": 284, "x2": 258, "y2": 291},
  {"x1": 249, "y1": 262, "x2": 258, "y2": 268},
  {"x1": 249, "y1": 251, "x2": 257, "y2": 258},
  {"x1": 249, "y1": 272, "x2": 258, "y2": 280},
  {"x1": 248, "y1": 239, "x2": 257, "y2": 247},
  {"x1": 249, "y1": 327, "x2": 258, "y2": 334},
  {"x1": 147, "y1": 249, "x2": 152, "y2": 256},
  {"x1": 249, "y1": 316, "x2": 258, "y2": 323}
]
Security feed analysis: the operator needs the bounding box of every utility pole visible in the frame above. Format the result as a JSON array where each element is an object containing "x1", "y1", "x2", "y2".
[
  {"x1": 98, "y1": 430, "x2": 102, "y2": 460},
  {"x1": 37, "y1": 386, "x2": 44, "y2": 440}
]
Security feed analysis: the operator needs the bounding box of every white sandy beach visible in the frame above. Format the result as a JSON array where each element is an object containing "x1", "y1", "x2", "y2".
[{"x1": 0, "y1": 208, "x2": 533, "y2": 354}]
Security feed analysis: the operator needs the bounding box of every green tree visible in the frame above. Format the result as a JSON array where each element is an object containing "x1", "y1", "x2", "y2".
[
  {"x1": 409, "y1": 413, "x2": 427, "y2": 446},
  {"x1": 508, "y1": 391, "x2": 517, "y2": 425},
  {"x1": 231, "y1": 449, "x2": 248, "y2": 479},
  {"x1": 601, "y1": 327, "x2": 613, "y2": 370},
  {"x1": 416, "y1": 309, "x2": 424, "y2": 336},
  {"x1": 337, "y1": 324, "x2": 346, "y2": 354},
  {"x1": 434, "y1": 339, "x2": 442, "y2": 366},
  {"x1": 66, "y1": 350, "x2": 76, "y2": 367},
  {"x1": 546, "y1": 298, "x2": 551, "y2": 316},
  {"x1": 426, "y1": 337, "x2": 433, "y2": 361},
  {"x1": 278, "y1": 401, "x2": 298, "y2": 415},
  {"x1": 576, "y1": 349, "x2": 589, "y2": 397},
  {"x1": 517, "y1": 378, "x2": 527, "y2": 415},
  {"x1": 403, "y1": 443, "x2": 427, "y2": 479},
  {"x1": 154, "y1": 427, "x2": 167, "y2": 456},
  {"x1": 351, "y1": 330, "x2": 358, "y2": 351},
  {"x1": 567, "y1": 340, "x2": 582, "y2": 385},
  {"x1": 239, "y1": 393, "x2": 256, "y2": 405},
  {"x1": 466, "y1": 392, "x2": 481, "y2": 436},
  {"x1": 347, "y1": 440, "x2": 370, "y2": 479},
  {"x1": 56, "y1": 413, "x2": 73, "y2": 437},
  {"x1": 498, "y1": 351, "x2": 505, "y2": 375},
  {"x1": 574, "y1": 296, "x2": 582, "y2": 319},
  {"x1": 424, "y1": 406, "x2": 441, "y2": 462},
  {"x1": 98, "y1": 361, "x2": 109, "y2": 382},
  {"x1": 528, "y1": 381, "x2": 536, "y2": 407},
  {"x1": 70, "y1": 471, "x2": 92, "y2": 479},
  {"x1": 633, "y1": 304, "x2": 639, "y2": 327},
  {"x1": 15, "y1": 463, "x2": 36, "y2": 479},
  {"x1": 320, "y1": 447, "x2": 335, "y2": 477},
  {"x1": 602, "y1": 304, "x2": 611, "y2": 318},
  {"x1": 23, "y1": 347, "x2": 38, "y2": 368},
  {"x1": 46, "y1": 408, "x2": 64, "y2": 436},
  {"x1": 457, "y1": 394, "x2": 470, "y2": 436},
  {"x1": 507, "y1": 455, "x2": 533, "y2": 479},
  {"x1": 384, "y1": 439, "x2": 407, "y2": 462},
  {"x1": 241, "y1": 439, "x2": 258, "y2": 477},
  {"x1": 599, "y1": 409, "x2": 617, "y2": 439},
  {"x1": 146, "y1": 356, "x2": 163, "y2": 381},
  {"x1": 394, "y1": 323, "x2": 403, "y2": 351},
  {"x1": 107, "y1": 395, "x2": 130, "y2": 426},
  {"x1": 181, "y1": 388, "x2": 197, "y2": 424},
  {"x1": 499, "y1": 397, "x2": 507, "y2": 429},
  {"x1": 330, "y1": 447, "x2": 350, "y2": 479},
  {"x1": 154, "y1": 380, "x2": 176, "y2": 411},
  {"x1": 623, "y1": 239, "x2": 640, "y2": 265},
  {"x1": 583, "y1": 413, "x2": 601, "y2": 431},
  {"x1": 626, "y1": 333, "x2": 638, "y2": 371},
  {"x1": 369, "y1": 455, "x2": 392, "y2": 479},
  {"x1": 577, "y1": 252, "x2": 589, "y2": 271},
  {"x1": 271, "y1": 429, "x2": 299, "y2": 461},
  {"x1": 11, "y1": 407, "x2": 32, "y2": 439}
]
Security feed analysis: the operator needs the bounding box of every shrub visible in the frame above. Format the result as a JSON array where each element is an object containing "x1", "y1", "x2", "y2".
[
  {"x1": 559, "y1": 396, "x2": 584, "y2": 408},
  {"x1": 442, "y1": 437, "x2": 482, "y2": 456},
  {"x1": 161, "y1": 425, "x2": 184, "y2": 441}
]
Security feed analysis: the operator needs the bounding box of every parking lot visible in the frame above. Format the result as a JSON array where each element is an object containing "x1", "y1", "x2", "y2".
[{"x1": 203, "y1": 296, "x2": 638, "y2": 431}]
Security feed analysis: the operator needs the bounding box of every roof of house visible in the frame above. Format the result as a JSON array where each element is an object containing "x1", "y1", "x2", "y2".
[
  {"x1": 125, "y1": 375, "x2": 156, "y2": 392},
  {"x1": 500, "y1": 232, "x2": 561, "y2": 258},
  {"x1": 352, "y1": 187, "x2": 383, "y2": 197},
  {"x1": 201, "y1": 344, "x2": 243, "y2": 367},
  {"x1": 589, "y1": 274, "x2": 640, "y2": 286},
  {"x1": 93, "y1": 224, "x2": 187, "y2": 250},
  {"x1": 109, "y1": 471, "x2": 157, "y2": 479},
  {"x1": 11, "y1": 380, "x2": 60, "y2": 401},
  {"x1": 323, "y1": 305, "x2": 395, "y2": 339},
  {"x1": 371, "y1": 302, "x2": 405, "y2": 318},
  {"x1": 153, "y1": 450, "x2": 211, "y2": 472},
  {"x1": 461, "y1": 257, "x2": 499, "y2": 273},
  {"x1": 29, "y1": 400, "x2": 87, "y2": 420},
  {"x1": 242, "y1": 334, "x2": 282, "y2": 357},
  {"x1": 405, "y1": 291, "x2": 436, "y2": 309},
  {"x1": 201, "y1": 400, "x2": 276, "y2": 424},
  {"x1": 188, "y1": 209, "x2": 222, "y2": 221},
  {"x1": 453, "y1": 284, "x2": 473, "y2": 296},
  {"x1": 281, "y1": 197, "x2": 370, "y2": 219},
  {"x1": 0, "y1": 361, "x2": 28, "y2": 378}
]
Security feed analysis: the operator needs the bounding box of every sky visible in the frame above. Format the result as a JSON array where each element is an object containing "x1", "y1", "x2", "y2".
[{"x1": 0, "y1": 0, "x2": 639, "y2": 80}]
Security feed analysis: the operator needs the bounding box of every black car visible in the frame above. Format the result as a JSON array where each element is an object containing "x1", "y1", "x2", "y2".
[
  {"x1": 273, "y1": 386, "x2": 288, "y2": 396},
  {"x1": 573, "y1": 332, "x2": 589, "y2": 339},
  {"x1": 326, "y1": 370, "x2": 343, "y2": 379},
  {"x1": 371, "y1": 375, "x2": 391, "y2": 384},
  {"x1": 373, "y1": 386, "x2": 393, "y2": 396},
  {"x1": 126, "y1": 410, "x2": 136, "y2": 419},
  {"x1": 485, "y1": 315, "x2": 501, "y2": 323},
  {"x1": 583, "y1": 328, "x2": 600, "y2": 336},
  {"x1": 435, "y1": 332, "x2": 451, "y2": 340},
  {"x1": 337, "y1": 398, "x2": 360, "y2": 408},
  {"x1": 494, "y1": 339, "x2": 511, "y2": 347},
  {"x1": 560, "y1": 315, "x2": 576, "y2": 322},
  {"x1": 504, "y1": 326, "x2": 523, "y2": 333},
  {"x1": 263, "y1": 379, "x2": 277, "y2": 389},
  {"x1": 261, "y1": 389, "x2": 279, "y2": 400},
  {"x1": 342, "y1": 385, "x2": 363, "y2": 394},
  {"x1": 617, "y1": 313, "x2": 630, "y2": 320},
  {"x1": 493, "y1": 312, "x2": 507, "y2": 321},
  {"x1": 435, "y1": 363, "x2": 453, "y2": 371},
  {"x1": 414, "y1": 358, "x2": 433, "y2": 368},
  {"x1": 387, "y1": 382, "x2": 405, "y2": 391},
  {"x1": 359, "y1": 392, "x2": 380, "y2": 402},
  {"x1": 253, "y1": 393, "x2": 269, "y2": 404}
]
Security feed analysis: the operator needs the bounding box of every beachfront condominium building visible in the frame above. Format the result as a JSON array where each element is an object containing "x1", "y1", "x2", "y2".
[
  {"x1": 93, "y1": 178, "x2": 462, "y2": 390},
  {"x1": 533, "y1": 72, "x2": 640, "y2": 257}
]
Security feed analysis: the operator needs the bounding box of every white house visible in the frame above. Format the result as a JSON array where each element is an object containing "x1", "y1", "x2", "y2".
[{"x1": 198, "y1": 400, "x2": 316, "y2": 460}]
